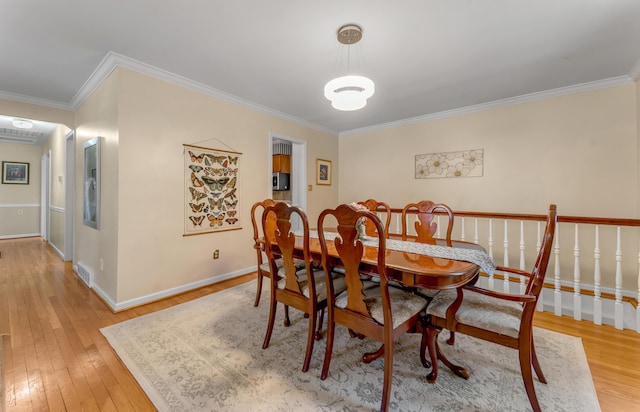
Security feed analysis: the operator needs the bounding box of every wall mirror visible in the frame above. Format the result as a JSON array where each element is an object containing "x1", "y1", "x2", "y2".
[{"x1": 83, "y1": 136, "x2": 101, "y2": 229}]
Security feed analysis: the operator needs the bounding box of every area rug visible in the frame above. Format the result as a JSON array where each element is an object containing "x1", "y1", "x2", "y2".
[{"x1": 101, "y1": 282, "x2": 600, "y2": 411}]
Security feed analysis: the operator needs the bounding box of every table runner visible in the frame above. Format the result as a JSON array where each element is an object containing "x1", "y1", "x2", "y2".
[{"x1": 303, "y1": 230, "x2": 496, "y2": 275}]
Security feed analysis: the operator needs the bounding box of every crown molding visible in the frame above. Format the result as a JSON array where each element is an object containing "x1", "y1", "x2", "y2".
[
  {"x1": 0, "y1": 90, "x2": 72, "y2": 111},
  {"x1": 69, "y1": 52, "x2": 337, "y2": 136},
  {"x1": 339, "y1": 75, "x2": 633, "y2": 137}
]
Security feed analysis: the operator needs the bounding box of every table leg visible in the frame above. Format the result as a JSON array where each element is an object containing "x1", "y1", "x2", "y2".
[
  {"x1": 426, "y1": 326, "x2": 469, "y2": 383},
  {"x1": 363, "y1": 344, "x2": 385, "y2": 363}
]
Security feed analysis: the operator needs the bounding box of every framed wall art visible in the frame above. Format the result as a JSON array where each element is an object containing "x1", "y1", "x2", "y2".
[
  {"x1": 415, "y1": 149, "x2": 484, "y2": 179},
  {"x1": 183, "y1": 144, "x2": 242, "y2": 235},
  {"x1": 83, "y1": 137, "x2": 101, "y2": 229},
  {"x1": 316, "y1": 158, "x2": 332, "y2": 185},
  {"x1": 2, "y1": 161, "x2": 30, "y2": 184}
]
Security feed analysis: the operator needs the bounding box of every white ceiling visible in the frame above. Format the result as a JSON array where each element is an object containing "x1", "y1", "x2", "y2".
[{"x1": 1, "y1": 1, "x2": 639, "y2": 138}]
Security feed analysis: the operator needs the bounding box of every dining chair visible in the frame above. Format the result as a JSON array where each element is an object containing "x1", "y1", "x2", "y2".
[
  {"x1": 250, "y1": 199, "x2": 304, "y2": 307},
  {"x1": 261, "y1": 202, "x2": 346, "y2": 372},
  {"x1": 318, "y1": 203, "x2": 428, "y2": 412},
  {"x1": 401, "y1": 200, "x2": 454, "y2": 245},
  {"x1": 401, "y1": 200, "x2": 457, "y2": 344},
  {"x1": 358, "y1": 198, "x2": 392, "y2": 238},
  {"x1": 422, "y1": 204, "x2": 557, "y2": 412}
]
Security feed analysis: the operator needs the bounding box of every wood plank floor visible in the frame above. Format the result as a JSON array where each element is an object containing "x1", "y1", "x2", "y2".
[{"x1": 1, "y1": 237, "x2": 639, "y2": 411}]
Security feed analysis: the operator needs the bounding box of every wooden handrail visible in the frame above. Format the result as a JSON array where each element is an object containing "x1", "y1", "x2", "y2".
[{"x1": 383, "y1": 207, "x2": 640, "y2": 227}]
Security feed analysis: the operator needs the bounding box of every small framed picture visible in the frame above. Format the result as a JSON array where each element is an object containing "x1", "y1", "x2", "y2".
[
  {"x1": 316, "y1": 158, "x2": 332, "y2": 185},
  {"x1": 2, "y1": 161, "x2": 30, "y2": 185}
]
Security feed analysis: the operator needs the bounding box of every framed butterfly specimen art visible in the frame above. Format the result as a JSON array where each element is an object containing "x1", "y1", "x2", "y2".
[{"x1": 183, "y1": 144, "x2": 242, "y2": 235}]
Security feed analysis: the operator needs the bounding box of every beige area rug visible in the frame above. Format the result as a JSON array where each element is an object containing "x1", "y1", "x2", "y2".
[{"x1": 101, "y1": 282, "x2": 600, "y2": 411}]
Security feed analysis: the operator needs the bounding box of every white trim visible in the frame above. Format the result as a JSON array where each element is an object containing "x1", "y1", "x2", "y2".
[
  {"x1": 0, "y1": 204, "x2": 40, "y2": 208},
  {"x1": 70, "y1": 52, "x2": 337, "y2": 136},
  {"x1": 50, "y1": 206, "x2": 65, "y2": 213},
  {"x1": 339, "y1": 76, "x2": 633, "y2": 137},
  {"x1": 49, "y1": 241, "x2": 64, "y2": 259},
  {"x1": 93, "y1": 266, "x2": 257, "y2": 312},
  {"x1": 0, "y1": 233, "x2": 40, "y2": 239},
  {"x1": 0, "y1": 90, "x2": 72, "y2": 110}
]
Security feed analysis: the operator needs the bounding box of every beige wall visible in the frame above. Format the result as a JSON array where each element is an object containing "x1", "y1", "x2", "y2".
[
  {"x1": 0, "y1": 98, "x2": 74, "y2": 129},
  {"x1": 339, "y1": 84, "x2": 637, "y2": 216},
  {"x1": 339, "y1": 84, "x2": 638, "y2": 289},
  {"x1": 41, "y1": 124, "x2": 71, "y2": 253},
  {"x1": 0, "y1": 142, "x2": 41, "y2": 237},
  {"x1": 74, "y1": 68, "x2": 338, "y2": 306},
  {"x1": 74, "y1": 71, "x2": 121, "y2": 300}
]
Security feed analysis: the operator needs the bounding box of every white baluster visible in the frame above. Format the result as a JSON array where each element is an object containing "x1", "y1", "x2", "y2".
[
  {"x1": 573, "y1": 224, "x2": 582, "y2": 321},
  {"x1": 460, "y1": 217, "x2": 466, "y2": 242},
  {"x1": 520, "y1": 220, "x2": 526, "y2": 294},
  {"x1": 536, "y1": 221, "x2": 544, "y2": 312},
  {"x1": 615, "y1": 226, "x2": 623, "y2": 329},
  {"x1": 554, "y1": 227, "x2": 562, "y2": 316},
  {"x1": 474, "y1": 218, "x2": 479, "y2": 245},
  {"x1": 593, "y1": 226, "x2": 602, "y2": 325},
  {"x1": 488, "y1": 219, "x2": 494, "y2": 290},
  {"x1": 503, "y1": 220, "x2": 510, "y2": 293}
]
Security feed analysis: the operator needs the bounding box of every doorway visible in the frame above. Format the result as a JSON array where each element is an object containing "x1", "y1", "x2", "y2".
[
  {"x1": 40, "y1": 151, "x2": 51, "y2": 241},
  {"x1": 269, "y1": 134, "x2": 307, "y2": 229},
  {"x1": 64, "y1": 131, "x2": 75, "y2": 261}
]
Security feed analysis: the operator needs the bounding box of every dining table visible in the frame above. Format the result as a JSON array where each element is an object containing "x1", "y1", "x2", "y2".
[{"x1": 279, "y1": 229, "x2": 497, "y2": 381}]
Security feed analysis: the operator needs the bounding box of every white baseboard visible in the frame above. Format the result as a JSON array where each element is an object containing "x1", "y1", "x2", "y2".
[
  {"x1": 0, "y1": 233, "x2": 41, "y2": 239},
  {"x1": 93, "y1": 266, "x2": 258, "y2": 312}
]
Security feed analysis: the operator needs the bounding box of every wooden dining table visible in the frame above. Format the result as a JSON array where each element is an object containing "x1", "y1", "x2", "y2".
[{"x1": 281, "y1": 232, "x2": 493, "y2": 380}]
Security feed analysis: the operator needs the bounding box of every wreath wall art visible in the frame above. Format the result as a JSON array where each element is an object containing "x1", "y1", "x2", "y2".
[{"x1": 183, "y1": 144, "x2": 242, "y2": 235}]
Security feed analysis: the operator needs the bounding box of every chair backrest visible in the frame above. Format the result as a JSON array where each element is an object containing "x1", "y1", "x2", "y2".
[
  {"x1": 262, "y1": 202, "x2": 313, "y2": 295},
  {"x1": 358, "y1": 199, "x2": 392, "y2": 238},
  {"x1": 251, "y1": 199, "x2": 278, "y2": 265},
  {"x1": 318, "y1": 204, "x2": 388, "y2": 318},
  {"x1": 524, "y1": 204, "x2": 557, "y2": 299},
  {"x1": 401, "y1": 200, "x2": 454, "y2": 246}
]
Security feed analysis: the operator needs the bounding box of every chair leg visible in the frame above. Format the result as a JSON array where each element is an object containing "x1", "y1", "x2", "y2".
[
  {"x1": 531, "y1": 336, "x2": 547, "y2": 384},
  {"x1": 320, "y1": 310, "x2": 336, "y2": 380},
  {"x1": 302, "y1": 309, "x2": 317, "y2": 373},
  {"x1": 283, "y1": 305, "x2": 291, "y2": 326},
  {"x1": 380, "y1": 338, "x2": 394, "y2": 412},
  {"x1": 314, "y1": 308, "x2": 324, "y2": 341},
  {"x1": 519, "y1": 342, "x2": 542, "y2": 412},
  {"x1": 254, "y1": 271, "x2": 264, "y2": 307},
  {"x1": 446, "y1": 330, "x2": 455, "y2": 345},
  {"x1": 262, "y1": 293, "x2": 278, "y2": 349}
]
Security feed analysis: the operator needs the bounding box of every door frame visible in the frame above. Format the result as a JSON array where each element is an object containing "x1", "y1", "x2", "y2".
[
  {"x1": 40, "y1": 151, "x2": 51, "y2": 241},
  {"x1": 64, "y1": 131, "x2": 75, "y2": 261}
]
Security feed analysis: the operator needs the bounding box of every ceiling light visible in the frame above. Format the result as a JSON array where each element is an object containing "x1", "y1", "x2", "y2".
[
  {"x1": 13, "y1": 118, "x2": 33, "y2": 129},
  {"x1": 324, "y1": 25, "x2": 375, "y2": 111}
]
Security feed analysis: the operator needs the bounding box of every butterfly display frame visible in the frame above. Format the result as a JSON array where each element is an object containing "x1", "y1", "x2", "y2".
[{"x1": 184, "y1": 143, "x2": 242, "y2": 235}]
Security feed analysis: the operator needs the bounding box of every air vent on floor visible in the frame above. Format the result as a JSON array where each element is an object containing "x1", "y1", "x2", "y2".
[{"x1": 76, "y1": 261, "x2": 94, "y2": 288}]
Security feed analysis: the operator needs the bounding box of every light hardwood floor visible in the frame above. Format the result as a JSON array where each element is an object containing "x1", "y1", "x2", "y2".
[{"x1": 1, "y1": 237, "x2": 639, "y2": 411}]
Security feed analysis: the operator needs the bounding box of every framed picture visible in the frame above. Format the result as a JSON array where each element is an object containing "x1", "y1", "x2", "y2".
[
  {"x1": 83, "y1": 137, "x2": 101, "y2": 229},
  {"x1": 316, "y1": 158, "x2": 332, "y2": 185},
  {"x1": 2, "y1": 161, "x2": 30, "y2": 184}
]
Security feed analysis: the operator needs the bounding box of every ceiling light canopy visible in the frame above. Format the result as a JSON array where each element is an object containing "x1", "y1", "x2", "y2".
[
  {"x1": 13, "y1": 118, "x2": 34, "y2": 129},
  {"x1": 324, "y1": 24, "x2": 375, "y2": 112}
]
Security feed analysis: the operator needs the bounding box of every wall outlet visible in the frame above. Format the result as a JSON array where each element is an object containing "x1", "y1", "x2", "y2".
[
  {"x1": 99, "y1": 258, "x2": 104, "y2": 271},
  {"x1": 213, "y1": 249, "x2": 220, "y2": 259},
  {"x1": 18, "y1": 209, "x2": 23, "y2": 215},
  {"x1": 308, "y1": 184, "x2": 312, "y2": 191}
]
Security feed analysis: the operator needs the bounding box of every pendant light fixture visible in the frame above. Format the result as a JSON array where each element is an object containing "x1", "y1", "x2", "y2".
[{"x1": 324, "y1": 24, "x2": 375, "y2": 111}]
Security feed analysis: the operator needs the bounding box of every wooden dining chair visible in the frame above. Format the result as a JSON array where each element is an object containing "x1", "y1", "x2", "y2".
[
  {"x1": 401, "y1": 200, "x2": 457, "y2": 343},
  {"x1": 250, "y1": 199, "x2": 304, "y2": 307},
  {"x1": 422, "y1": 204, "x2": 557, "y2": 412},
  {"x1": 401, "y1": 200, "x2": 454, "y2": 245},
  {"x1": 261, "y1": 202, "x2": 346, "y2": 372},
  {"x1": 318, "y1": 204, "x2": 428, "y2": 412},
  {"x1": 358, "y1": 199, "x2": 392, "y2": 238}
]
